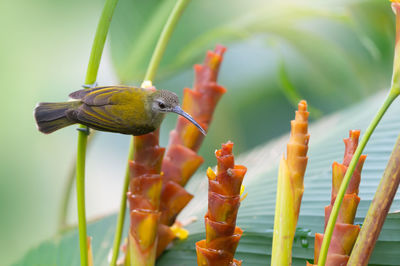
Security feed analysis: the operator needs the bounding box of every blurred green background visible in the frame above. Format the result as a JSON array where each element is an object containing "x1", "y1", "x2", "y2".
[{"x1": 0, "y1": 0, "x2": 395, "y2": 265}]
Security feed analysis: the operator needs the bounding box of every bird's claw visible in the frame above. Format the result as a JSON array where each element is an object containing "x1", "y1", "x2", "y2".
[
  {"x1": 82, "y1": 82, "x2": 98, "y2": 89},
  {"x1": 77, "y1": 127, "x2": 90, "y2": 135}
]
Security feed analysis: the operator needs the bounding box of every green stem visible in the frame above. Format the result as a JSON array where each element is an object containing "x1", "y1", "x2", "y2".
[
  {"x1": 59, "y1": 159, "x2": 76, "y2": 232},
  {"x1": 144, "y1": 0, "x2": 191, "y2": 81},
  {"x1": 109, "y1": 0, "x2": 191, "y2": 264},
  {"x1": 110, "y1": 143, "x2": 134, "y2": 266},
  {"x1": 347, "y1": 134, "x2": 400, "y2": 265},
  {"x1": 84, "y1": 0, "x2": 119, "y2": 85},
  {"x1": 76, "y1": 0, "x2": 119, "y2": 265},
  {"x1": 59, "y1": 133, "x2": 96, "y2": 233},
  {"x1": 76, "y1": 127, "x2": 89, "y2": 266},
  {"x1": 120, "y1": 0, "x2": 175, "y2": 82},
  {"x1": 317, "y1": 91, "x2": 398, "y2": 266}
]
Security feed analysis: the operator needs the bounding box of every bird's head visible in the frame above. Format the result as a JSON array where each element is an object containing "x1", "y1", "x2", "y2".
[{"x1": 151, "y1": 90, "x2": 206, "y2": 135}]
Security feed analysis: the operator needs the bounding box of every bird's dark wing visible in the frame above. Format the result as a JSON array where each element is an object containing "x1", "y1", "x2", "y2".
[
  {"x1": 71, "y1": 104, "x2": 126, "y2": 133},
  {"x1": 69, "y1": 86, "x2": 133, "y2": 105}
]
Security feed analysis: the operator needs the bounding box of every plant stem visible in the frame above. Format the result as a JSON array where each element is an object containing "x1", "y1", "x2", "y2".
[
  {"x1": 120, "y1": 0, "x2": 174, "y2": 82},
  {"x1": 347, "y1": 134, "x2": 400, "y2": 265},
  {"x1": 318, "y1": 3, "x2": 400, "y2": 264},
  {"x1": 75, "y1": 0, "x2": 119, "y2": 265},
  {"x1": 85, "y1": 0, "x2": 119, "y2": 85},
  {"x1": 317, "y1": 91, "x2": 398, "y2": 266},
  {"x1": 144, "y1": 0, "x2": 191, "y2": 82},
  {"x1": 109, "y1": 0, "x2": 191, "y2": 264},
  {"x1": 59, "y1": 159, "x2": 77, "y2": 231},
  {"x1": 59, "y1": 133, "x2": 96, "y2": 233},
  {"x1": 109, "y1": 143, "x2": 134, "y2": 266},
  {"x1": 76, "y1": 128, "x2": 89, "y2": 266}
]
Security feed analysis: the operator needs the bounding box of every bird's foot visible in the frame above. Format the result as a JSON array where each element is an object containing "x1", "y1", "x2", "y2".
[
  {"x1": 82, "y1": 82, "x2": 98, "y2": 89},
  {"x1": 77, "y1": 127, "x2": 90, "y2": 135}
]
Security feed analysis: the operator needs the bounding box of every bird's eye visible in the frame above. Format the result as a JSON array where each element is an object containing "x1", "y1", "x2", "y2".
[{"x1": 158, "y1": 102, "x2": 166, "y2": 109}]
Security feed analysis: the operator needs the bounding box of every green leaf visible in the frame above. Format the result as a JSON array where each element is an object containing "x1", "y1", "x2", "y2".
[
  {"x1": 16, "y1": 90, "x2": 400, "y2": 265},
  {"x1": 13, "y1": 215, "x2": 129, "y2": 266}
]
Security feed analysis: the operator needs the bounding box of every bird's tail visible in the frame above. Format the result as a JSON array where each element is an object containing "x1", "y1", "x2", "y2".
[{"x1": 34, "y1": 102, "x2": 75, "y2": 134}]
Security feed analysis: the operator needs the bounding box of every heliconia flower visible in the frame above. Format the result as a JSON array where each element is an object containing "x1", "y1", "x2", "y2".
[
  {"x1": 271, "y1": 100, "x2": 309, "y2": 266},
  {"x1": 170, "y1": 45, "x2": 227, "y2": 152},
  {"x1": 196, "y1": 141, "x2": 247, "y2": 266},
  {"x1": 158, "y1": 180, "x2": 194, "y2": 225},
  {"x1": 156, "y1": 45, "x2": 227, "y2": 255},
  {"x1": 347, "y1": 5, "x2": 400, "y2": 263},
  {"x1": 311, "y1": 130, "x2": 367, "y2": 265},
  {"x1": 127, "y1": 131, "x2": 165, "y2": 266}
]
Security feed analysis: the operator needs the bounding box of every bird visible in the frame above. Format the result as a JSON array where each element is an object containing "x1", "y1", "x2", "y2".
[{"x1": 34, "y1": 85, "x2": 206, "y2": 136}]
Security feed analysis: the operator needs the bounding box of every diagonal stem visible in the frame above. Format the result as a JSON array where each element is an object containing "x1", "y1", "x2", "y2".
[
  {"x1": 319, "y1": 3, "x2": 400, "y2": 264},
  {"x1": 347, "y1": 133, "x2": 400, "y2": 265},
  {"x1": 317, "y1": 91, "x2": 398, "y2": 266},
  {"x1": 109, "y1": 0, "x2": 192, "y2": 265},
  {"x1": 109, "y1": 142, "x2": 134, "y2": 266},
  {"x1": 59, "y1": 157, "x2": 77, "y2": 232},
  {"x1": 75, "y1": 0, "x2": 119, "y2": 265},
  {"x1": 143, "y1": 0, "x2": 191, "y2": 82}
]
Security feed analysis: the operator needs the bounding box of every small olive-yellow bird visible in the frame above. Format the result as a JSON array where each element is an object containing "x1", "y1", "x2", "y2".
[{"x1": 34, "y1": 86, "x2": 206, "y2": 136}]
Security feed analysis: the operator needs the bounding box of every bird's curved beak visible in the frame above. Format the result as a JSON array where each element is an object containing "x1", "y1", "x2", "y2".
[{"x1": 172, "y1": 106, "x2": 207, "y2": 136}]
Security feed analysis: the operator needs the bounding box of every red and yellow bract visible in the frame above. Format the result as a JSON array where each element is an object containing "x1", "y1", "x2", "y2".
[
  {"x1": 127, "y1": 130, "x2": 164, "y2": 266},
  {"x1": 310, "y1": 130, "x2": 366, "y2": 265},
  {"x1": 157, "y1": 45, "x2": 227, "y2": 255},
  {"x1": 196, "y1": 141, "x2": 247, "y2": 266}
]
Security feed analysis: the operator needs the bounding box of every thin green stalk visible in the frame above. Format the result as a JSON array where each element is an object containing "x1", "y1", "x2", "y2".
[
  {"x1": 319, "y1": 2, "x2": 400, "y2": 264},
  {"x1": 317, "y1": 3, "x2": 400, "y2": 263},
  {"x1": 347, "y1": 134, "x2": 400, "y2": 265},
  {"x1": 59, "y1": 133, "x2": 96, "y2": 233},
  {"x1": 317, "y1": 91, "x2": 398, "y2": 266},
  {"x1": 84, "y1": 0, "x2": 119, "y2": 85},
  {"x1": 59, "y1": 159, "x2": 76, "y2": 231},
  {"x1": 76, "y1": 128, "x2": 89, "y2": 266},
  {"x1": 110, "y1": 0, "x2": 191, "y2": 264},
  {"x1": 143, "y1": 0, "x2": 191, "y2": 81},
  {"x1": 76, "y1": 0, "x2": 119, "y2": 265},
  {"x1": 110, "y1": 143, "x2": 134, "y2": 266},
  {"x1": 120, "y1": 0, "x2": 175, "y2": 82}
]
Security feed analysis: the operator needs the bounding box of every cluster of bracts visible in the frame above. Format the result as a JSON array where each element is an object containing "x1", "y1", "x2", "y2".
[
  {"x1": 125, "y1": 44, "x2": 369, "y2": 266},
  {"x1": 126, "y1": 46, "x2": 237, "y2": 265}
]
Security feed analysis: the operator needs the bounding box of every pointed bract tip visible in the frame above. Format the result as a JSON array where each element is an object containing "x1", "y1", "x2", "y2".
[
  {"x1": 298, "y1": 100, "x2": 308, "y2": 112},
  {"x1": 214, "y1": 44, "x2": 227, "y2": 55},
  {"x1": 349, "y1": 130, "x2": 361, "y2": 139}
]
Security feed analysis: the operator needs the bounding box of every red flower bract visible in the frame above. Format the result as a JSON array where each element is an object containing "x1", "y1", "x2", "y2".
[{"x1": 196, "y1": 141, "x2": 246, "y2": 266}]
